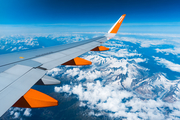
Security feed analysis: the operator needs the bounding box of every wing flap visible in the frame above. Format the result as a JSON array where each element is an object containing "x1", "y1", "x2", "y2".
[
  {"x1": 0, "y1": 65, "x2": 32, "y2": 91},
  {"x1": 4, "y1": 65, "x2": 32, "y2": 76}
]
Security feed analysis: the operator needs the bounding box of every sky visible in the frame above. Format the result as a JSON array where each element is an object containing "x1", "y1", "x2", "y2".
[{"x1": 0, "y1": 0, "x2": 180, "y2": 33}]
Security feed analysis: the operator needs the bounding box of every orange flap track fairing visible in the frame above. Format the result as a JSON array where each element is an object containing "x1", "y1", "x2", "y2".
[
  {"x1": 62, "y1": 57, "x2": 92, "y2": 66},
  {"x1": 91, "y1": 46, "x2": 109, "y2": 51},
  {"x1": 13, "y1": 89, "x2": 58, "y2": 108}
]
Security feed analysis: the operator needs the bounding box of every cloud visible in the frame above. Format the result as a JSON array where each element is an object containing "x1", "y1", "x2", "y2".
[
  {"x1": 0, "y1": 33, "x2": 89, "y2": 54},
  {"x1": 54, "y1": 78, "x2": 180, "y2": 119},
  {"x1": 23, "y1": 108, "x2": 32, "y2": 117},
  {"x1": 8, "y1": 107, "x2": 32, "y2": 119},
  {"x1": 154, "y1": 56, "x2": 180, "y2": 72},
  {"x1": 55, "y1": 81, "x2": 132, "y2": 112},
  {"x1": 106, "y1": 49, "x2": 141, "y2": 57},
  {"x1": 55, "y1": 84, "x2": 71, "y2": 93},
  {"x1": 116, "y1": 36, "x2": 167, "y2": 48},
  {"x1": 114, "y1": 35, "x2": 180, "y2": 50},
  {"x1": 8, "y1": 107, "x2": 22, "y2": 119},
  {"x1": 13, "y1": 112, "x2": 20, "y2": 119},
  {"x1": 156, "y1": 48, "x2": 180, "y2": 55},
  {"x1": 47, "y1": 68, "x2": 62, "y2": 77},
  {"x1": 133, "y1": 58, "x2": 147, "y2": 63}
]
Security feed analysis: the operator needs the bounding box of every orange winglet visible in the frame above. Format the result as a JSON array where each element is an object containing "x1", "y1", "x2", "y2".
[
  {"x1": 91, "y1": 46, "x2": 109, "y2": 51},
  {"x1": 108, "y1": 14, "x2": 126, "y2": 34},
  {"x1": 13, "y1": 89, "x2": 58, "y2": 108},
  {"x1": 62, "y1": 57, "x2": 92, "y2": 66}
]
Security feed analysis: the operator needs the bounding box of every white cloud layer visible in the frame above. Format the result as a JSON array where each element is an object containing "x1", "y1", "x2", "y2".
[
  {"x1": 23, "y1": 108, "x2": 32, "y2": 117},
  {"x1": 114, "y1": 35, "x2": 180, "y2": 53},
  {"x1": 55, "y1": 79, "x2": 180, "y2": 119},
  {"x1": 8, "y1": 107, "x2": 32, "y2": 119},
  {"x1": 156, "y1": 48, "x2": 180, "y2": 55},
  {"x1": 51, "y1": 47, "x2": 180, "y2": 119},
  {"x1": 154, "y1": 56, "x2": 180, "y2": 72}
]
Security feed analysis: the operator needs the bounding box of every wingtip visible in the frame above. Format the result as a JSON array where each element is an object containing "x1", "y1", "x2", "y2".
[
  {"x1": 105, "y1": 14, "x2": 126, "y2": 39},
  {"x1": 108, "y1": 14, "x2": 126, "y2": 34}
]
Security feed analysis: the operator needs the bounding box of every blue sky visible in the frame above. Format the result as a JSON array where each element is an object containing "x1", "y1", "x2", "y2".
[{"x1": 0, "y1": 0, "x2": 180, "y2": 33}]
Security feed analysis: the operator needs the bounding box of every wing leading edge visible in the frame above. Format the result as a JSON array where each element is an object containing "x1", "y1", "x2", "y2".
[{"x1": 0, "y1": 14, "x2": 126, "y2": 117}]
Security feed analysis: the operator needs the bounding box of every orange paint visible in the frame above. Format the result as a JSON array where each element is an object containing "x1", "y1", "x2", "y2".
[
  {"x1": 62, "y1": 57, "x2": 92, "y2": 66},
  {"x1": 19, "y1": 57, "x2": 24, "y2": 59},
  {"x1": 109, "y1": 14, "x2": 126, "y2": 34},
  {"x1": 91, "y1": 46, "x2": 109, "y2": 51},
  {"x1": 13, "y1": 89, "x2": 58, "y2": 108},
  {"x1": 74, "y1": 57, "x2": 92, "y2": 65}
]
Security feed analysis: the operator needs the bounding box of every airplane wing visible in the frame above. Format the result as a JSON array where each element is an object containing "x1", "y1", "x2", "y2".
[{"x1": 0, "y1": 14, "x2": 126, "y2": 117}]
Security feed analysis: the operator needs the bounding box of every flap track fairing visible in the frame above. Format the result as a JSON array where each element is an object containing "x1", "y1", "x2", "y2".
[
  {"x1": 13, "y1": 89, "x2": 58, "y2": 108},
  {"x1": 35, "y1": 75, "x2": 61, "y2": 85},
  {"x1": 91, "y1": 46, "x2": 109, "y2": 51},
  {"x1": 62, "y1": 57, "x2": 92, "y2": 66}
]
